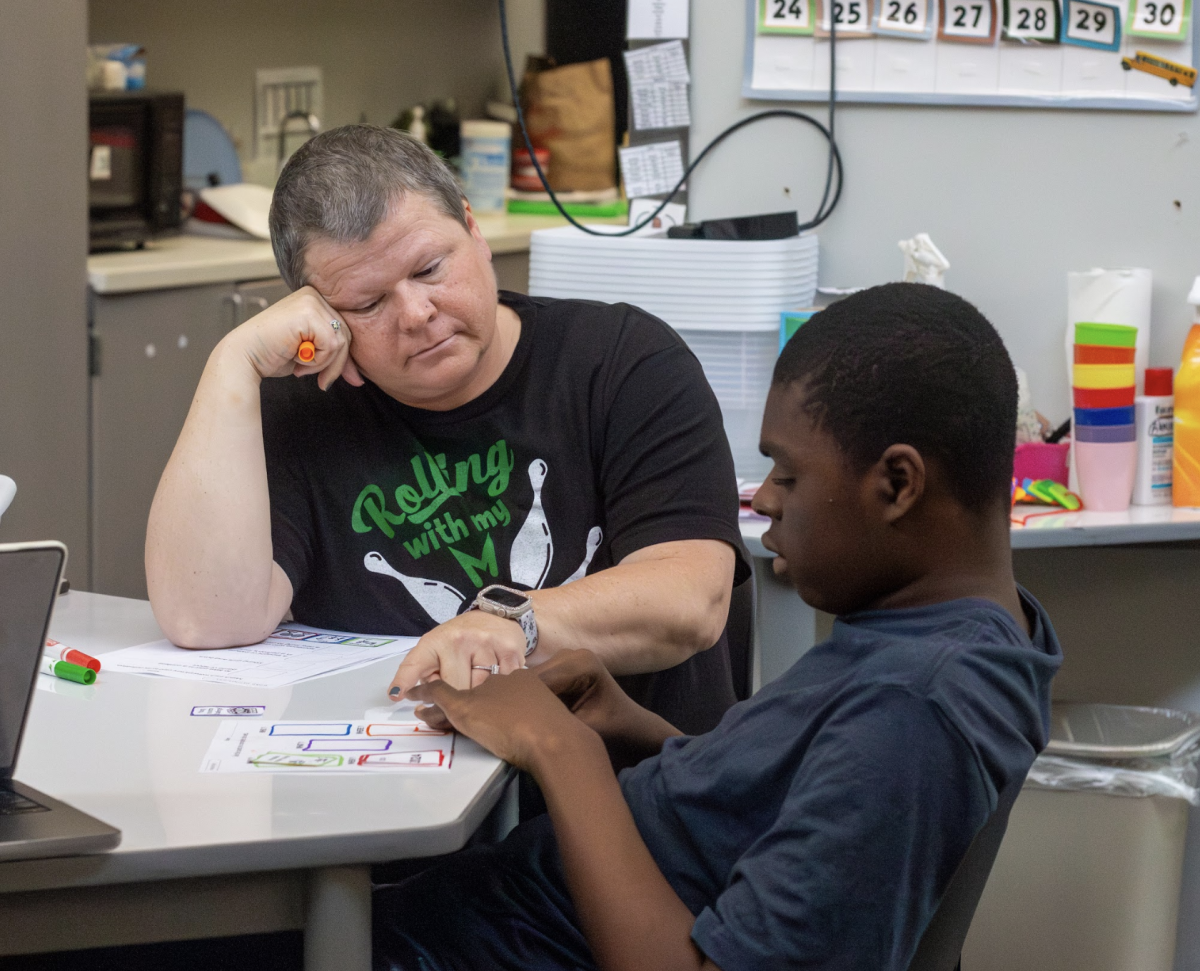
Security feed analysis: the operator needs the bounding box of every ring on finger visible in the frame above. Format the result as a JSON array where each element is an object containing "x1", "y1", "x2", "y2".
[
  {"x1": 330, "y1": 319, "x2": 342, "y2": 331},
  {"x1": 472, "y1": 664, "x2": 500, "y2": 676}
]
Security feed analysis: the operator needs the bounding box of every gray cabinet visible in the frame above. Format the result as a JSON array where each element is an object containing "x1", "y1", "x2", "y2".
[{"x1": 89, "y1": 278, "x2": 290, "y2": 598}]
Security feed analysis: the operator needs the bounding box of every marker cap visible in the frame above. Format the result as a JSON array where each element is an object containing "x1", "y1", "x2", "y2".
[{"x1": 51, "y1": 660, "x2": 96, "y2": 685}]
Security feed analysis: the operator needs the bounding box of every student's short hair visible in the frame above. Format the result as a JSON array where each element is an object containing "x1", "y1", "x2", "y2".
[
  {"x1": 774, "y1": 283, "x2": 1017, "y2": 511},
  {"x1": 270, "y1": 125, "x2": 469, "y2": 290}
]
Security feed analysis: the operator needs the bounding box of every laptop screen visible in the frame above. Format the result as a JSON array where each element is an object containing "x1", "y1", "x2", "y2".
[{"x1": 0, "y1": 544, "x2": 65, "y2": 779}]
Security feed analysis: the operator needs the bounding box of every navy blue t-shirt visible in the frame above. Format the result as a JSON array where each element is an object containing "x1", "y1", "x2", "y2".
[{"x1": 619, "y1": 588, "x2": 1062, "y2": 971}]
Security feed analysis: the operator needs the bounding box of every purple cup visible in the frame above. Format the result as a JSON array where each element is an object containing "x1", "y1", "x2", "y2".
[{"x1": 1074, "y1": 423, "x2": 1136, "y2": 443}]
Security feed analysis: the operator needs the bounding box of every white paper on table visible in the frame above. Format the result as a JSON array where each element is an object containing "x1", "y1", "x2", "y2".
[
  {"x1": 623, "y1": 40, "x2": 691, "y2": 84},
  {"x1": 102, "y1": 624, "x2": 418, "y2": 689},
  {"x1": 630, "y1": 81, "x2": 691, "y2": 130},
  {"x1": 200, "y1": 719, "x2": 454, "y2": 773},
  {"x1": 619, "y1": 141, "x2": 685, "y2": 199},
  {"x1": 627, "y1": 0, "x2": 690, "y2": 38}
]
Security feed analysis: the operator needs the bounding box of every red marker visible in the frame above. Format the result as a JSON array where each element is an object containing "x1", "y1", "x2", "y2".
[
  {"x1": 298, "y1": 340, "x2": 316, "y2": 363},
  {"x1": 44, "y1": 639, "x2": 101, "y2": 673}
]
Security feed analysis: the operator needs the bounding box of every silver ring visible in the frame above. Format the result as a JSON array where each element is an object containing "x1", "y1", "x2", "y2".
[
  {"x1": 472, "y1": 664, "x2": 500, "y2": 676},
  {"x1": 330, "y1": 319, "x2": 342, "y2": 331}
]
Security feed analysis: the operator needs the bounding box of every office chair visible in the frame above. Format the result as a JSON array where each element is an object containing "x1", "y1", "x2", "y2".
[{"x1": 906, "y1": 782, "x2": 1023, "y2": 971}]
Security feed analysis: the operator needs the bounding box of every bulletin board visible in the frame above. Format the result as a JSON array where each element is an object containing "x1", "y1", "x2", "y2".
[{"x1": 744, "y1": 0, "x2": 1199, "y2": 109}]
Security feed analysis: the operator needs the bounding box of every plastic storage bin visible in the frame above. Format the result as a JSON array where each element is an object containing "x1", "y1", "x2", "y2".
[{"x1": 963, "y1": 703, "x2": 1200, "y2": 971}]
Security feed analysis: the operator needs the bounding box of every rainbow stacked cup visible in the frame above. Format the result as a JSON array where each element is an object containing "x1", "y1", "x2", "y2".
[{"x1": 1073, "y1": 322, "x2": 1138, "y2": 510}]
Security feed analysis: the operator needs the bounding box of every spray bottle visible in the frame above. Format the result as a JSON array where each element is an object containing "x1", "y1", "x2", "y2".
[{"x1": 1172, "y1": 279, "x2": 1200, "y2": 506}]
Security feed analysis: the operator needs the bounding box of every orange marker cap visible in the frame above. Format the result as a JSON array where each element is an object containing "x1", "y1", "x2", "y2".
[{"x1": 298, "y1": 340, "x2": 316, "y2": 363}]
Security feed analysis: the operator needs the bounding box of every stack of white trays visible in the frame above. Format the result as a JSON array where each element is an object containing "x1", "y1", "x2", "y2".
[{"x1": 528, "y1": 226, "x2": 819, "y2": 479}]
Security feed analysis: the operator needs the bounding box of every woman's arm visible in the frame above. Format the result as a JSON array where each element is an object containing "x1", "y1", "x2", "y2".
[{"x1": 145, "y1": 287, "x2": 361, "y2": 648}]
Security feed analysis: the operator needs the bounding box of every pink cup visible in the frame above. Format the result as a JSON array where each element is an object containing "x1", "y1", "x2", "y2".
[{"x1": 1074, "y1": 440, "x2": 1137, "y2": 511}]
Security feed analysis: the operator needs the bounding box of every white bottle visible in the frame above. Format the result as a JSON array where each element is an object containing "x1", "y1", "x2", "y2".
[
  {"x1": 407, "y1": 106, "x2": 427, "y2": 144},
  {"x1": 1133, "y1": 367, "x2": 1174, "y2": 506}
]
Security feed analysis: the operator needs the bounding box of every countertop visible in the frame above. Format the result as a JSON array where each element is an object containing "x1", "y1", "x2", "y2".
[
  {"x1": 87, "y1": 212, "x2": 624, "y2": 295},
  {"x1": 740, "y1": 505, "x2": 1200, "y2": 557}
]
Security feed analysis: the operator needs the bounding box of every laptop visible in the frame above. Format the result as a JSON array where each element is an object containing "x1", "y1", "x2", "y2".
[{"x1": 0, "y1": 541, "x2": 121, "y2": 861}]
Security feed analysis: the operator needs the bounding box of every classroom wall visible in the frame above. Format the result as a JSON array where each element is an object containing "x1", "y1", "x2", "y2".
[
  {"x1": 689, "y1": 0, "x2": 1200, "y2": 426},
  {"x1": 0, "y1": 0, "x2": 90, "y2": 582},
  {"x1": 88, "y1": 0, "x2": 540, "y2": 169}
]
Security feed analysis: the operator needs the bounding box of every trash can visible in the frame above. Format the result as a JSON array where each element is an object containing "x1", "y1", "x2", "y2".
[{"x1": 962, "y1": 703, "x2": 1200, "y2": 971}]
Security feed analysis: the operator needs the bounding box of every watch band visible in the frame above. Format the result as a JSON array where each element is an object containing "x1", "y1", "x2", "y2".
[{"x1": 469, "y1": 585, "x2": 539, "y2": 657}]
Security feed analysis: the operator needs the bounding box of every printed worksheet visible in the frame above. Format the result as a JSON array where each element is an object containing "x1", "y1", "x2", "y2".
[
  {"x1": 618, "y1": 140, "x2": 685, "y2": 198},
  {"x1": 623, "y1": 40, "x2": 691, "y2": 84},
  {"x1": 102, "y1": 624, "x2": 418, "y2": 689},
  {"x1": 630, "y1": 81, "x2": 690, "y2": 130},
  {"x1": 201, "y1": 719, "x2": 455, "y2": 772}
]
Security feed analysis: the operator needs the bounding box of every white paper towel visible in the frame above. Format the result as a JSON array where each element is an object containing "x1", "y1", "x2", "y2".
[{"x1": 1065, "y1": 267, "x2": 1153, "y2": 492}]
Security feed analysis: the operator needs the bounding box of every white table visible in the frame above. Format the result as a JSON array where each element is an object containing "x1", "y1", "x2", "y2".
[
  {"x1": 0, "y1": 592, "x2": 514, "y2": 969},
  {"x1": 740, "y1": 506, "x2": 1200, "y2": 689}
]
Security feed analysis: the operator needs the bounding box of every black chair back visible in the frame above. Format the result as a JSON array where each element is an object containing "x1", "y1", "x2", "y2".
[{"x1": 905, "y1": 783, "x2": 1022, "y2": 971}]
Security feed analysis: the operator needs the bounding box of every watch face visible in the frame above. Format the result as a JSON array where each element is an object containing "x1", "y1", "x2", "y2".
[{"x1": 483, "y1": 587, "x2": 528, "y2": 609}]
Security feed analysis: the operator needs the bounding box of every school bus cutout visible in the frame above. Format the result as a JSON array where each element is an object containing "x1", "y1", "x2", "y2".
[{"x1": 1121, "y1": 50, "x2": 1197, "y2": 87}]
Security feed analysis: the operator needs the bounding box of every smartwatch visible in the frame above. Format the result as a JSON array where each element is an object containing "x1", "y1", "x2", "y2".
[{"x1": 469, "y1": 584, "x2": 538, "y2": 657}]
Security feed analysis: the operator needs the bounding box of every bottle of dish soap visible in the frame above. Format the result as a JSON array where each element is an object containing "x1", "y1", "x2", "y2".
[{"x1": 1172, "y1": 279, "x2": 1200, "y2": 506}]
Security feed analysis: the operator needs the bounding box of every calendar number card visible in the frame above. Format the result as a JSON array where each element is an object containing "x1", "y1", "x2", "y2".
[
  {"x1": 875, "y1": 0, "x2": 936, "y2": 36},
  {"x1": 816, "y1": 0, "x2": 876, "y2": 36},
  {"x1": 759, "y1": 0, "x2": 816, "y2": 33},
  {"x1": 1128, "y1": 0, "x2": 1190, "y2": 39},
  {"x1": 1062, "y1": 0, "x2": 1122, "y2": 47},
  {"x1": 1003, "y1": 0, "x2": 1062, "y2": 39},
  {"x1": 940, "y1": 0, "x2": 1000, "y2": 40}
]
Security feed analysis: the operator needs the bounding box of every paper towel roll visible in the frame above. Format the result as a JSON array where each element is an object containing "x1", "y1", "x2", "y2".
[{"x1": 1065, "y1": 268, "x2": 1152, "y2": 492}]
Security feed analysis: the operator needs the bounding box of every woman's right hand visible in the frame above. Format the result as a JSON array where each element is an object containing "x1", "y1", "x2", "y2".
[{"x1": 227, "y1": 285, "x2": 365, "y2": 391}]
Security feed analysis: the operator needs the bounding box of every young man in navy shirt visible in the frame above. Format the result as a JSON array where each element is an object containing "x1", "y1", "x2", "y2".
[{"x1": 374, "y1": 283, "x2": 1063, "y2": 971}]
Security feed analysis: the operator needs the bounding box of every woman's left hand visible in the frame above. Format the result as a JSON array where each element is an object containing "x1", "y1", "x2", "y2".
[{"x1": 387, "y1": 609, "x2": 527, "y2": 699}]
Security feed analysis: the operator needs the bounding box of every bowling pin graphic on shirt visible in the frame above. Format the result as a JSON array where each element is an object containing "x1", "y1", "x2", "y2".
[
  {"x1": 363, "y1": 551, "x2": 466, "y2": 625},
  {"x1": 563, "y1": 527, "x2": 603, "y2": 584},
  {"x1": 509, "y1": 459, "x2": 554, "y2": 589}
]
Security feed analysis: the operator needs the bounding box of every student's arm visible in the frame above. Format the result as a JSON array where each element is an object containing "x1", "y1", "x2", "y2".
[
  {"x1": 388, "y1": 539, "x2": 735, "y2": 694},
  {"x1": 417, "y1": 648, "x2": 684, "y2": 770},
  {"x1": 145, "y1": 288, "x2": 362, "y2": 648},
  {"x1": 408, "y1": 669, "x2": 725, "y2": 971}
]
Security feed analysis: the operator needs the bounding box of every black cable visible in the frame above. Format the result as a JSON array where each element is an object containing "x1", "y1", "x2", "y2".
[{"x1": 497, "y1": 0, "x2": 843, "y2": 237}]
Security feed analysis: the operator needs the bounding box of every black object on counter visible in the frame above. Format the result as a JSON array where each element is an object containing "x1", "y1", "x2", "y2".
[
  {"x1": 667, "y1": 210, "x2": 800, "y2": 241},
  {"x1": 1046, "y1": 418, "x2": 1072, "y2": 444}
]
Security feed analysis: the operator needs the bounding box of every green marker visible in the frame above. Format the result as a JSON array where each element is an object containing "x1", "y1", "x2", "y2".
[{"x1": 41, "y1": 657, "x2": 96, "y2": 685}]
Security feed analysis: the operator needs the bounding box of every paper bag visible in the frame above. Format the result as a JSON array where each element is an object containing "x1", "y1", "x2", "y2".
[{"x1": 522, "y1": 58, "x2": 616, "y2": 192}]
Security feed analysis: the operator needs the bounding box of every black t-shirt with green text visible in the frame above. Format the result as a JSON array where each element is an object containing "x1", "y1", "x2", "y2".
[{"x1": 261, "y1": 292, "x2": 750, "y2": 734}]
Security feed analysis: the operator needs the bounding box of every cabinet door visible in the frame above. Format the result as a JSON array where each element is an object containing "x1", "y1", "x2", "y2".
[
  {"x1": 90, "y1": 283, "x2": 236, "y2": 599},
  {"x1": 231, "y1": 278, "x2": 292, "y2": 326}
]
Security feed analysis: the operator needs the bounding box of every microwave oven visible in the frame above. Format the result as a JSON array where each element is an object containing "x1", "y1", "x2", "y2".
[{"x1": 88, "y1": 91, "x2": 184, "y2": 251}]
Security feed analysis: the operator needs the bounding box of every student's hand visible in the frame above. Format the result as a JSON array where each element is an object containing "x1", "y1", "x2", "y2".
[
  {"x1": 539, "y1": 650, "x2": 686, "y2": 767},
  {"x1": 406, "y1": 668, "x2": 594, "y2": 773},
  {"x1": 414, "y1": 649, "x2": 683, "y2": 768},
  {"x1": 387, "y1": 609, "x2": 528, "y2": 699},
  {"x1": 224, "y1": 286, "x2": 364, "y2": 391}
]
